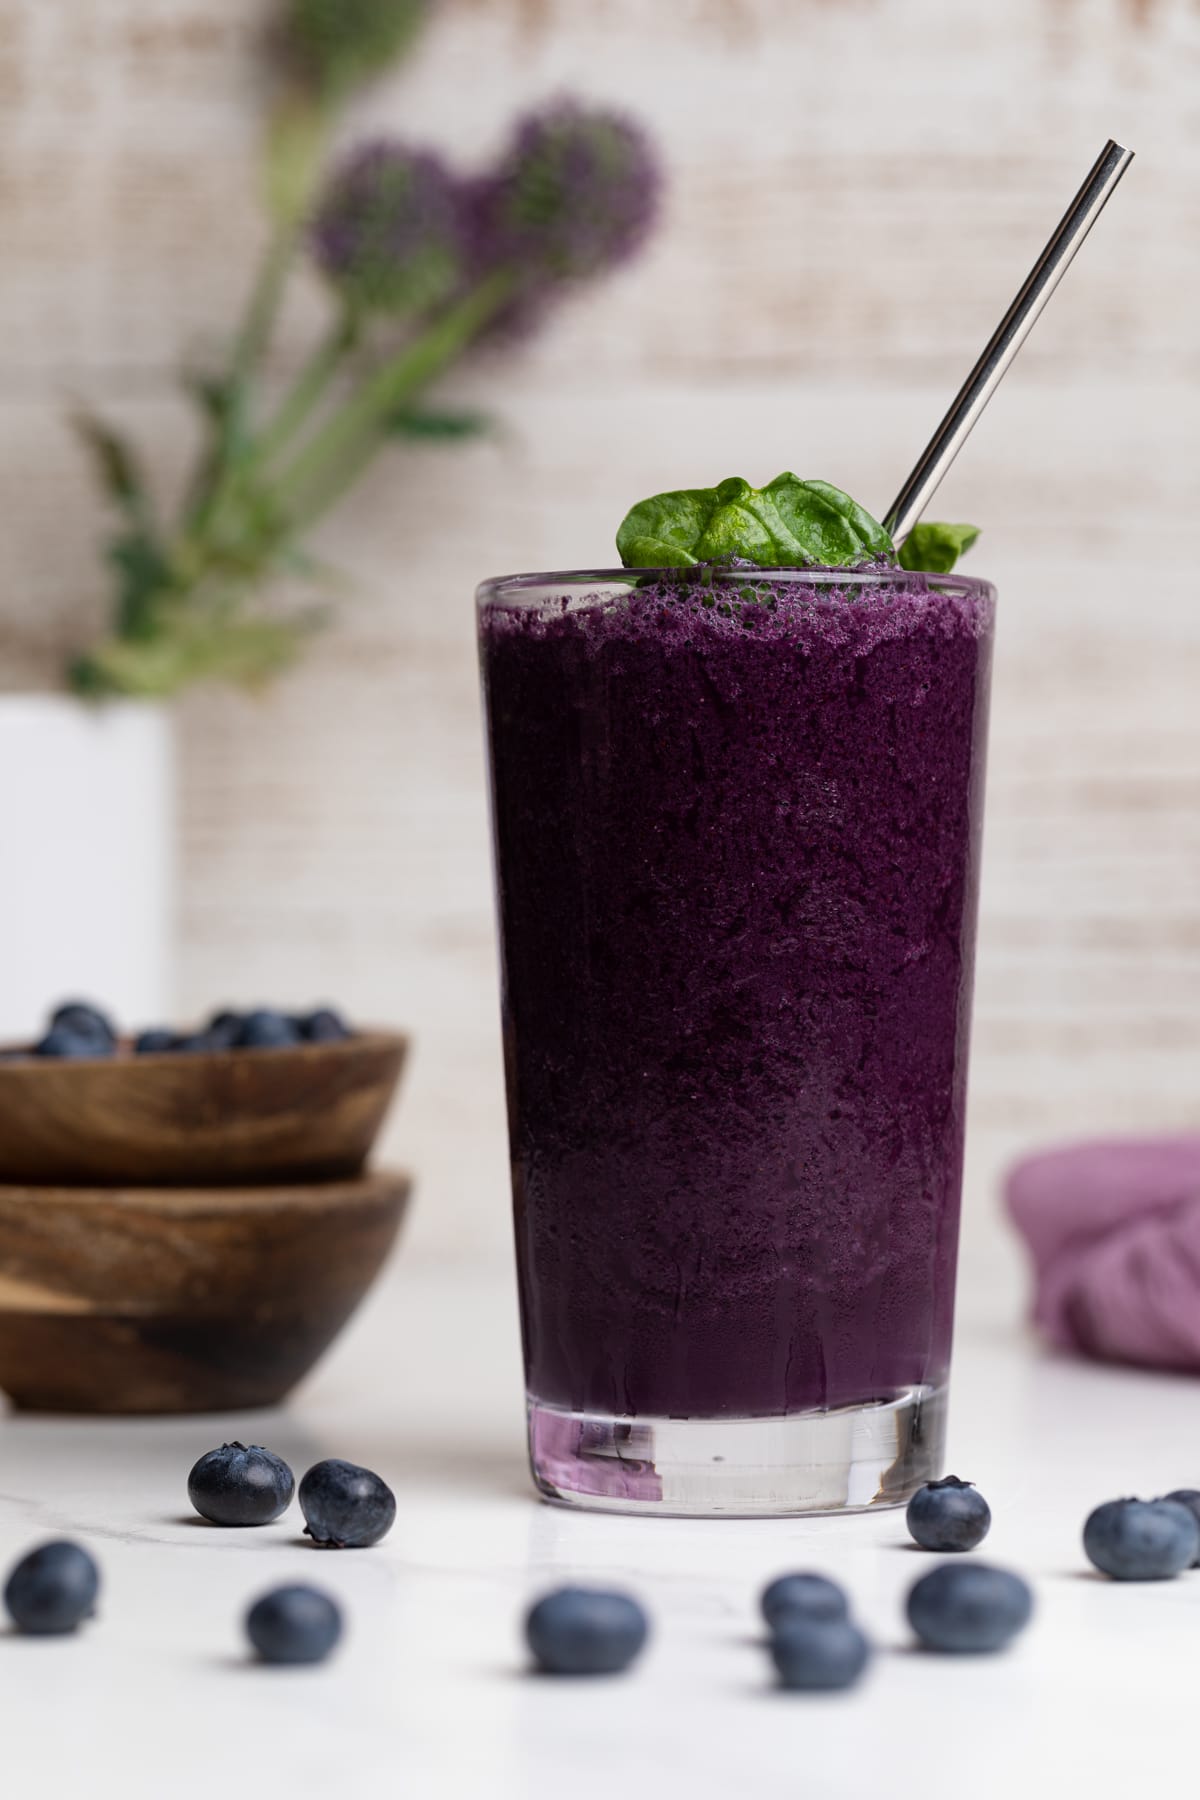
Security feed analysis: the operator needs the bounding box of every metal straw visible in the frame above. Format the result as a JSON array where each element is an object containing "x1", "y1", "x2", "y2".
[{"x1": 884, "y1": 138, "x2": 1134, "y2": 545}]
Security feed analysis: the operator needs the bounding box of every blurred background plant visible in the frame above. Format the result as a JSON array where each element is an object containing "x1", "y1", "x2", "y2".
[{"x1": 69, "y1": 0, "x2": 661, "y2": 698}]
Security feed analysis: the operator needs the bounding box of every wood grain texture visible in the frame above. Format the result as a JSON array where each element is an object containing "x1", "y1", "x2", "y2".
[
  {"x1": 0, "y1": 1170, "x2": 411, "y2": 1412},
  {"x1": 1, "y1": 0, "x2": 1199, "y2": 1297},
  {"x1": 0, "y1": 1030, "x2": 407, "y2": 1186}
]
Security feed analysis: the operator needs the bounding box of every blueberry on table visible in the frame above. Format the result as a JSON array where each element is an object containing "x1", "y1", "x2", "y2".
[
  {"x1": 246, "y1": 1585, "x2": 343, "y2": 1666},
  {"x1": 238, "y1": 1009, "x2": 302, "y2": 1049},
  {"x1": 49, "y1": 1000, "x2": 116, "y2": 1047},
  {"x1": 906, "y1": 1475, "x2": 992, "y2": 1553},
  {"x1": 36, "y1": 1026, "x2": 109, "y2": 1059},
  {"x1": 299, "y1": 1459, "x2": 396, "y2": 1548},
  {"x1": 188, "y1": 1442, "x2": 296, "y2": 1527},
  {"x1": 907, "y1": 1564, "x2": 1033, "y2": 1654},
  {"x1": 1163, "y1": 1490, "x2": 1200, "y2": 1566},
  {"x1": 770, "y1": 1617, "x2": 871, "y2": 1692},
  {"x1": 135, "y1": 1027, "x2": 176, "y2": 1054},
  {"x1": 1083, "y1": 1497, "x2": 1199, "y2": 1580},
  {"x1": 299, "y1": 1007, "x2": 352, "y2": 1044},
  {"x1": 525, "y1": 1588, "x2": 649, "y2": 1676},
  {"x1": 761, "y1": 1572, "x2": 849, "y2": 1630},
  {"x1": 4, "y1": 1540, "x2": 100, "y2": 1635}
]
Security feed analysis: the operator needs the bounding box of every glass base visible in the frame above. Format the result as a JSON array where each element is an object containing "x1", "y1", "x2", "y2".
[{"x1": 527, "y1": 1385, "x2": 947, "y2": 1518}]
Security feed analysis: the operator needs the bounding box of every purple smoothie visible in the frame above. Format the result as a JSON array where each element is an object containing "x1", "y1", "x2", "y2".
[{"x1": 480, "y1": 568, "x2": 994, "y2": 1421}]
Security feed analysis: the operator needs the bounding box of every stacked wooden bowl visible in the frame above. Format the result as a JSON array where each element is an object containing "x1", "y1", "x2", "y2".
[{"x1": 0, "y1": 1031, "x2": 409, "y2": 1414}]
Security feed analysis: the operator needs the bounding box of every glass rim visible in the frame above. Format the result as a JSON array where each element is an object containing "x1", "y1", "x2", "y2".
[{"x1": 477, "y1": 566, "x2": 995, "y2": 607}]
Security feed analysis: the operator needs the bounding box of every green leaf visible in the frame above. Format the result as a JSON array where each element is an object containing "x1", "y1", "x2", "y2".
[
  {"x1": 181, "y1": 369, "x2": 233, "y2": 426},
  {"x1": 106, "y1": 531, "x2": 175, "y2": 640},
  {"x1": 616, "y1": 473, "x2": 894, "y2": 570},
  {"x1": 72, "y1": 413, "x2": 155, "y2": 524},
  {"x1": 897, "y1": 521, "x2": 980, "y2": 574},
  {"x1": 387, "y1": 405, "x2": 492, "y2": 442},
  {"x1": 68, "y1": 608, "x2": 321, "y2": 699},
  {"x1": 614, "y1": 486, "x2": 721, "y2": 568}
]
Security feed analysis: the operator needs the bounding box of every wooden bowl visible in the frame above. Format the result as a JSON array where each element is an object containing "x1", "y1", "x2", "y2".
[
  {"x1": 0, "y1": 1030, "x2": 407, "y2": 1187},
  {"x1": 0, "y1": 1170, "x2": 411, "y2": 1413}
]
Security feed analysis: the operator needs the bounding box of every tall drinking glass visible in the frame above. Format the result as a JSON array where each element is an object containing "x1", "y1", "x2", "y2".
[{"x1": 478, "y1": 566, "x2": 995, "y2": 1516}]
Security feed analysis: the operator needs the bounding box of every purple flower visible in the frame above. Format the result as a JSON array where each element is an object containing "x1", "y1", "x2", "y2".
[
  {"x1": 311, "y1": 141, "x2": 467, "y2": 316},
  {"x1": 474, "y1": 100, "x2": 662, "y2": 297}
]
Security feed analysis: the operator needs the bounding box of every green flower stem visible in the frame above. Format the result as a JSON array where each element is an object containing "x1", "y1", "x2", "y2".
[
  {"x1": 254, "y1": 315, "x2": 358, "y2": 466},
  {"x1": 273, "y1": 270, "x2": 514, "y2": 522},
  {"x1": 133, "y1": 278, "x2": 514, "y2": 691},
  {"x1": 187, "y1": 94, "x2": 331, "y2": 528},
  {"x1": 232, "y1": 220, "x2": 297, "y2": 388},
  {"x1": 281, "y1": 407, "x2": 384, "y2": 525},
  {"x1": 182, "y1": 223, "x2": 302, "y2": 532}
]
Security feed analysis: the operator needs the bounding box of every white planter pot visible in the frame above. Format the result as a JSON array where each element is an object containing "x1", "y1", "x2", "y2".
[{"x1": 0, "y1": 696, "x2": 175, "y2": 1042}]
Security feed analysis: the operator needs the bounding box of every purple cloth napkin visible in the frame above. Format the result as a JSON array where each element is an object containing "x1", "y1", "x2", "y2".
[{"x1": 1006, "y1": 1136, "x2": 1200, "y2": 1372}]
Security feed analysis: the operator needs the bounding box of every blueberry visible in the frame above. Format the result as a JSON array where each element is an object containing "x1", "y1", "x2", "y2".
[
  {"x1": 245, "y1": 1585, "x2": 343, "y2": 1666},
  {"x1": 205, "y1": 1010, "x2": 245, "y2": 1050},
  {"x1": 238, "y1": 1009, "x2": 302, "y2": 1050},
  {"x1": 299, "y1": 1458, "x2": 395, "y2": 1548},
  {"x1": 761, "y1": 1572, "x2": 849, "y2": 1630},
  {"x1": 1083, "y1": 1497, "x2": 1199, "y2": 1580},
  {"x1": 49, "y1": 1000, "x2": 116, "y2": 1047},
  {"x1": 4, "y1": 1540, "x2": 100, "y2": 1635},
  {"x1": 299, "y1": 1007, "x2": 352, "y2": 1044},
  {"x1": 525, "y1": 1587, "x2": 649, "y2": 1676},
  {"x1": 36, "y1": 1026, "x2": 108, "y2": 1059},
  {"x1": 769, "y1": 1617, "x2": 872, "y2": 1692},
  {"x1": 907, "y1": 1563, "x2": 1033, "y2": 1654},
  {"x1": 171, "y1": 1031, "x2": 223, "y2": 1054},
  {"x1": 188, "y1": 1442, "x2": 295, "y2": 1527},
  {"x1": 1163, "y1": 1490, "x2": 1200, "y2": 1566},
  {"x1": 906, "y1": 1475, "x2": 992, "y2": 1553},
  {"x1": 135, "y1": 1027, "x2": 177, "y2": 1054}
]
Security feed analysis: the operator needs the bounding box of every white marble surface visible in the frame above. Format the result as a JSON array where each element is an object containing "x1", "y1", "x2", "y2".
[{"x1": 0, "y1": 1250, "x2": 1197, "y2": 1799}]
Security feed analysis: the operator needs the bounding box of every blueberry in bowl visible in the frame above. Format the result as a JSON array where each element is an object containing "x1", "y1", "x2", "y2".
[
  {"x1": 238, "y1": 1009, "x2": 304, "y2": 1050},
  {"x1": 300, "y1": 1008, "x2": 352, "y2": 1044},
  {"x1": 204, "y1": 1010, "x2": 245, "y2": 1050},
  {"x1": 36, "y1": 1025, "x2": 110, "y2": 1060},
  {"x1": 0, "y1": 1004, "x2": 406, "y2": 1185},
  {"x1": 49, "y1": 1001, "x2": 117, "y2": 1050}
]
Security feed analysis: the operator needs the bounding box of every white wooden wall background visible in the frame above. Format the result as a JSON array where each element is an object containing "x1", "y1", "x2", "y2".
[{"x1": 2, "y1": 0, "x2": 1199, "y2": 1303}]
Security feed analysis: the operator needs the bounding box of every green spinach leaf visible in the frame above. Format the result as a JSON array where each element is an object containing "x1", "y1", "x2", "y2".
[
  {"x1": 616, "y1": 473, "x2": 893, "y2": 570},
  {"x1": 897, "y1": 520, "x2": 980, "y2": 574}
]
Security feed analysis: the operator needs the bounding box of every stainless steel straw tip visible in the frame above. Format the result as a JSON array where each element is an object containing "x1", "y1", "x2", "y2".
[{"x1": 884, "y1": 139, "x2": 1135, "y2": 546}]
